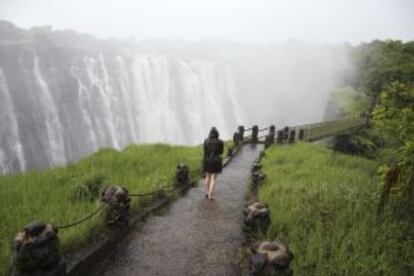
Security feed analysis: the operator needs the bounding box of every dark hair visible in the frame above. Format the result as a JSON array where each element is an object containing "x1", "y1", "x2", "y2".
[{"x1": 209, "y1": 127, "x2": 219, "y2": 139}]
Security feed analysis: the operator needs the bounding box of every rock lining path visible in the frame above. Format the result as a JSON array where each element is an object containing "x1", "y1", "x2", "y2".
[{"x1": 91, "y1": 144, "x2": 263, "y2": 276}]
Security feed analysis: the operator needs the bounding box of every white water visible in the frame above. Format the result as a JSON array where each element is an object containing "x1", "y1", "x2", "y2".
[
  {"x1": 70, "y1": 54, "x2": 244, "y2": 147},
  {"x1": 0, "y1": 68, "x2": 26, "y2": 172},
  {"x1": 0, "y1": 52, "x2": 245, "y2": 174},
  {"x1": 33, "y1": 55, "x2": 67, "y2": 166}
]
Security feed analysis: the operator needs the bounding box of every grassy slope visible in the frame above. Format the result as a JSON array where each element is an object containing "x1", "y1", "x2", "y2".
[
  {"x1": 259, "y1": 143, "x2": 413, "y2": 276},
  {"x1": 0, "y1": 143, "x2": 202, "y2": 275}
]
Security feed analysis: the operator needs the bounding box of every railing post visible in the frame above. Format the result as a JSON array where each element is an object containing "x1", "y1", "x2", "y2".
[
  {"x1": 101, "y1": 186, "x2": 130, "y2": 227},
  {"x1": 298, "y1": 128, "x2": 305, "y2": 141},
  {"x1": 238, "y1": 125, "x2": 245, "y2": 141},
  {"x1": 288, "y1": 129, "x2": 296, "y2": 144},
  {"x1": 233, "y1": 131, "x2": 241, "y2": 147},
  {"x1": 250, "y1": 241, "x2": 293, "y2": 276},
  {"x1": 276, "y1": 130, "x2": 284, "y2": 144},
  {"x1": 243, "y1": 203, "x2": 270, "y2": 241},
  {"x1": 175, "y1": 163, "x2": 191, "y2": 188},
  {"x1": 264, "y1": 125, "x2": 275, "y2": 149},
  {"x1": 283, "y1": 127, "x2": 290, "y2": 143},
  {"x1": 12, "y1": 221, "x2": 66, "y2": 275},
  {"x1": 269, "y1": 125, "x2": 276, "y2": 136},
  {"x1": 252, "y1": 125, "x2": 259, "y2": 143}
]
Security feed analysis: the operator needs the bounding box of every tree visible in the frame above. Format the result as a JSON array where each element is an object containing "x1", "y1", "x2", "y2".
[{"x1": 373, "y1": 82, "x2": 414, "y2": 213}]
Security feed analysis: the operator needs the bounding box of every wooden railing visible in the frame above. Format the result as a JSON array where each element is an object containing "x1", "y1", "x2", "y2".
[
  {"x1": 291, "y1": 115, "x2": 367, "y2": 142},
  {"x1": 226, "y1": 115, "x2": 367, "y2": 151}
]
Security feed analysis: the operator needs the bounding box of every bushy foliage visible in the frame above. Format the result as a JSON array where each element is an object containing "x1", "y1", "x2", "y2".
[
  {"x1": 373, "y1": 82, "x2": 414, "y2": 213},
  {"x1": 336, "y1": 40, "x2": 414, "y2": 121},
  {"x1": 333, "y1": 40, "x2": 414, "y2": 213},
  {"x1": 71, "y1": 174, "x2": 106, "y2": 202},
  {"x1": 352, "y1": 40, "x2": 414, "y2": 102}
]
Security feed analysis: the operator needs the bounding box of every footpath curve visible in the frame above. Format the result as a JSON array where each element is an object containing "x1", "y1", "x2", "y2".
[{"x1": 90, "y1": 144, "x2": 263, "y2": 276}]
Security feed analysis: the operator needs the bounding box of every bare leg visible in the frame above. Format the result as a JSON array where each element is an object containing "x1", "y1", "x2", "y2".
[
  {"x1": 208, "y1": 174, "x2": 216, "y2": 199},
  {"x1": 204, "y1": 173, "x2": 211, "y2": 197}
]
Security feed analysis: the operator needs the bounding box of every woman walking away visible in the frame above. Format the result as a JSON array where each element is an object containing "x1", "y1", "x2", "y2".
[{"x1": 203, "y1": 127, "x2": 224, "y2": 200}]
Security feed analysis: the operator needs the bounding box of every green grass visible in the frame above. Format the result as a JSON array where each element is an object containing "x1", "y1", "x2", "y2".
[
  {"x1": 0, "y1": 143, "x2": 202, "y2": 275},
  {"x1": 259, "y1": 143, "x2": 414, "y2": 276}
]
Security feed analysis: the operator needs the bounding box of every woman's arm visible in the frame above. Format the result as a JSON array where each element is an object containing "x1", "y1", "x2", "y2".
[{"x1": 218, "y1": 140, "x2": 224, "y2": 155}]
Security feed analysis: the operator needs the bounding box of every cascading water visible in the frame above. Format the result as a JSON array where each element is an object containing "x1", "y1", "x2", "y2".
[
  {"x1": 33, "y1": 54, "x2": 67, "y2": 166},
  {"x1": 0, "y1": 68, "x2": 26, "y2": 172},
  {"x1": 0, "y1": 49, "x2": 244, "y2": 174},
  {"x1": 0, "y1": 22, "x2": 351, "y2": 175}
]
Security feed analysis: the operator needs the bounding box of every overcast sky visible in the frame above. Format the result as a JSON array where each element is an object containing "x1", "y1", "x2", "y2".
[{"x1": 1, "y1": 0, "x2": 413, "y2": 43}]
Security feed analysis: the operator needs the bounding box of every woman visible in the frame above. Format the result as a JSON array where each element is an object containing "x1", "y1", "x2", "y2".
[{"x1": 203, "y1": 127, "x2": 224, "y2": 200}]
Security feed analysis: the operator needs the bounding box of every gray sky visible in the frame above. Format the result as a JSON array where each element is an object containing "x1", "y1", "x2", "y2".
[{"x1": 1, "y1": 0, "x2": 413, "y2": 43}]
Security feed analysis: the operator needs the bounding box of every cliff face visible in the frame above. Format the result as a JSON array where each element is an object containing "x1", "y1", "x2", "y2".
[{"x1": 0, "y1": 22, "x2": 244, "y2": 173}]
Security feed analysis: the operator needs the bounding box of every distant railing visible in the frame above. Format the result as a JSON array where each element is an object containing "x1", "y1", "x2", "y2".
[
  {"x1": 226, "y1": 115, "x2": 367, "y2": 151},
  {"x1": 291, "y1": 115, "x2": 367, "y2": 142}
]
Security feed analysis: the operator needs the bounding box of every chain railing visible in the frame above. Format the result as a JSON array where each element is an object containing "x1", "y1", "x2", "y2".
[{"x1": 10, "y1": 162, "x2": 195, "y2": 275}]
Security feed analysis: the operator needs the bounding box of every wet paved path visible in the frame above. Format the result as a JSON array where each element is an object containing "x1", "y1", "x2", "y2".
[{"x1": 91, "y1": 144, "x2": 262, "y2": 276}]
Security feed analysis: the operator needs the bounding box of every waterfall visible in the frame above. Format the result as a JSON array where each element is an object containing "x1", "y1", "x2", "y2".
[
  {"x1": 0, "y1": 51, "x2": 245, "y2": 174},
  {"x1": 0, "y1": 68, "x2": 26, "y2": 172},
  {"x1": 33, "y1": 55, "x2": 67, "y2": 166}
]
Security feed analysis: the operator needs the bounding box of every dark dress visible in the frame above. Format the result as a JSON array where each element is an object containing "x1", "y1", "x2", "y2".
[{"x1": 203, "y1": 138, "x2": 224, "y2": 173}]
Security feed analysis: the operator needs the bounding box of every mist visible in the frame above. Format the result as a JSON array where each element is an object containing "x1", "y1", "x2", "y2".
[
  {"x1": 132, "y1": 40, "x2": 353, "y2": 126},
  {"x1": 1, "y1": 0, "x2": 413, "y2": 43}
]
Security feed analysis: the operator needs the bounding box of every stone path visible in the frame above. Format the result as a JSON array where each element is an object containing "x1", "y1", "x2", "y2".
[{"x1": 91, "y1": 144, "x2": 263, "y2": 276}]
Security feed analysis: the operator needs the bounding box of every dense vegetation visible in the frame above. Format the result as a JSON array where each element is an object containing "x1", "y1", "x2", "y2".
[
  {"x1": 259, "y1": 143, "x2": 413, "y2": 275},
  {"x1": 0, "y1": 144, "x2": 202, "y2": 276},
  {"x1": 332, "y1": 40, "x2": 414, "y2": 213}
]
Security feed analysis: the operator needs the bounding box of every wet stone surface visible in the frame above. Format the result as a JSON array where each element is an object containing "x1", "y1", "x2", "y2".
[{"x1": 91, "y1": 145, "x2": 262, "y2": 276}]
